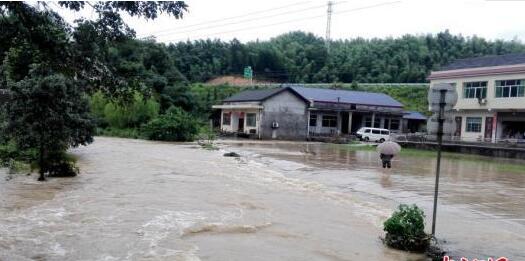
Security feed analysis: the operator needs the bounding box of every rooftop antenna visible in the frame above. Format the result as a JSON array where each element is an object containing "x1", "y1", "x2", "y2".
[{"x1": 325, "y1": 1, "x2": 333, "y2": 51}]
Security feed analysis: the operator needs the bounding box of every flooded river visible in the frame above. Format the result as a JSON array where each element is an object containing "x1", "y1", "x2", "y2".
[{"x1": 0, "y1": 137, "x2": 523, "y2": 260}]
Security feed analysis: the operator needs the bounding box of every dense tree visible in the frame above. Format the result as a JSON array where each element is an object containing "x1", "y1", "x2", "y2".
[
  {"x1": 167, "y1": 31, "x2": 525, "y2": 83},
  {"x1": 0, "y1": 1, "x2": 187, "y2": 180}
]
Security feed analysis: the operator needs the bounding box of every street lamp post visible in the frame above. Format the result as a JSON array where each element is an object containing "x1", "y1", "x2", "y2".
[
  {"x1": 431, "y1": 89, "x2": 446, "y2": 236},
  {"x1": 427, "y1": 83, "x2": 457, "y2": 236}
]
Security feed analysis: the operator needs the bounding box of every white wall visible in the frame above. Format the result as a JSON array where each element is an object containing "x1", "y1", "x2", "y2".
[
  {"x1": 430, "y1": 72, "x2": 525, "y2": 111},
  {"x1": 220, "y1": 109, "x2": 260, "y2": 134},
  {"x1": 451, "y1": 111, "x2": 493, "y2": 142}
]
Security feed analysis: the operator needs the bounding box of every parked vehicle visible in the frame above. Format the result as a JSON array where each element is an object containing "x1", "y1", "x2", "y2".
[{"x1": 356, "y1": 127, "x2": 391, "y2": 142}]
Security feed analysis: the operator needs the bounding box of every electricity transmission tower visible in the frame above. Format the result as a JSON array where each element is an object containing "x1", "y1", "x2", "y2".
[{"x1": 325, "y1": 1, "x2": 333, "y2": 50}]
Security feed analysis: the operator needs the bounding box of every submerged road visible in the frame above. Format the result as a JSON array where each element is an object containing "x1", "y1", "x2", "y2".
[
  {"x1": 0, "y1": 137, "x2": 523, "y2": 260},
  {"x1": 0, "y1": 137, "x2": 422, "y2": 261}
]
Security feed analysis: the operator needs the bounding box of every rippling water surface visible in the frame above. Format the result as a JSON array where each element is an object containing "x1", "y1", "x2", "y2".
[{"x1": 0, "y1": 137, "x2": 523, "y2": 260}]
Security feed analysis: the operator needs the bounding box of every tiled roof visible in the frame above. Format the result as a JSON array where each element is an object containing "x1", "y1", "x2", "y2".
[
  {"x1": 222, "y1": 88, "x2": 285, "y2": 102},
  {"x1": 290, "y1": 86, "x2": 404, "y2": 108},
  {"x1": 222, "y1": 86, "x2": 404, "y2": 108},
  {"x1": 439, "y1": 53, "x2": 525, "y2": 71},
  {"x1": 403, "y1": 111, "x2": 427, "y2": 120}
]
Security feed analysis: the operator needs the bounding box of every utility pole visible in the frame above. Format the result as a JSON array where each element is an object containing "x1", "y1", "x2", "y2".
[{"x1": 325, "y1": 1, "x2": 333, "y2": 51}]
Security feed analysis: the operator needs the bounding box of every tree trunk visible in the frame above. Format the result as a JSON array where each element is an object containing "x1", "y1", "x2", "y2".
[{"x1": 37, "y1": 134, "x2": 45, "y2": 181}]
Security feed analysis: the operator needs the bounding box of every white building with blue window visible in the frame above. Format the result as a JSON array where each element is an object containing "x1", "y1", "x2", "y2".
[{"x1": 428, "y1": 53, "x2": 525, "y2": 142}]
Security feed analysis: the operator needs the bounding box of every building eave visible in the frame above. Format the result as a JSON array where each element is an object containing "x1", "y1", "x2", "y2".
[
  {"x1": 428, "y1": 63, "x2": 525, "y2": 80},
  {"x1": 212, "y1": 104, "x2": 264, "y2": 110}
]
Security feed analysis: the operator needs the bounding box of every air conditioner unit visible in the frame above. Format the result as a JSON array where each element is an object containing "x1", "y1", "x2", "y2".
[{"x1": 478, "y1": 98, "x2": 487, "y2": 105}]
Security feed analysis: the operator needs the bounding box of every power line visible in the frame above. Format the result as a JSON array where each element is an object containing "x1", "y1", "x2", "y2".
[
  {"x1": 163, "y1": 1, "x2": 402, "y2": 42},
  {"x1": 151, "y1": 2, "x2": 347, "y2": 38},
  {"x1": 139, "y1": 1, "x2": 312, "y2": 37}
]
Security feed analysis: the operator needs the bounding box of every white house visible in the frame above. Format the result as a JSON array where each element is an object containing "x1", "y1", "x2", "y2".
[{"x1": 428, "y1": 53, "x2": 525, "y2": 142}]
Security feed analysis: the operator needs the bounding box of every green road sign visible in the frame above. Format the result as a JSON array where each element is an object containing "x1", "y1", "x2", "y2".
[{"x1": 243, "y1": 66, "x2": 253, "y2": 79}]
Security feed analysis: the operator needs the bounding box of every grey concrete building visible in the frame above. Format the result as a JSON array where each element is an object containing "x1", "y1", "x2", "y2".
[{"x1": 213, "y1": 86, "x2": 413, "y2": 140}]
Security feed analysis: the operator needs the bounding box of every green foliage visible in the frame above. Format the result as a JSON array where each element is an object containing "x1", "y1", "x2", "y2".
[
  {"x1": 197, "y1": 126, "x2": 218, "y2": 150},
  {"x1": 189, "y1": 83, "x2": 246, "y2": 118},
  {"x1": 0, "y1": 141, "x2": 38, "y2": 167},
  {"x1": 168, "y1": 31, "x2": 525, "y2": 83},
  {"x1": 0, "y1": 2, "x2": 188, "y2": 180},
  {"x1": 103, "y1": 93, "x2": 160, "y2": 129},
  {"x1": 383, "y1": 204, "x2": 430, "y2": 252},
  {"x1": 142, "y1": 107, "x2": 200, "y2": 141},
  {"x1": 96, "y1": 127, "x2": 142, "y2": 139},
  {"x1": 4, "y1": 74, "x2": 95, "y2": 179}
]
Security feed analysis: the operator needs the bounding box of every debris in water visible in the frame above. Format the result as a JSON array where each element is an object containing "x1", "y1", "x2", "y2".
[{"x1": 223, "y1": 152, "x2": 240, "y2": 157}]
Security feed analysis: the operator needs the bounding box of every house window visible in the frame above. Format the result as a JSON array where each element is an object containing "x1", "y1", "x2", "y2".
[
  {"x1": 309, "y1": 114, "x2": 317, "y2": 127},
  {"x1": 466, "y1": 117, "x2": 482, "y2": 132},
  {"x1": 246, "y1": 113, "x2": 256, "y2": 127},
  {"x1": 222, "y1": 112, "x2": 231, "y2": 125},
  {"x1": 322, "y1": 115, "x2": 337, "y2": 127},
  {"x1": 390, "y1": 119, "x2": 400, "y2": 130},
  {"x1": 463, "y1": 81, "x2": 487, "y2": 99},
  {"x1": 364, "y1": 117, "x2": 372, "y2": 127},
  {"x1": 495, "y1": 79, "x2": 525, "y2": 98}
]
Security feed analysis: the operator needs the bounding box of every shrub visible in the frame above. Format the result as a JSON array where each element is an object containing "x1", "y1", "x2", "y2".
[
  {"x1": 42, "y1": 151, "x2": 79, "y2": 177},
  {"x1": 142, "y1": 107, "x2": 200, "y2": 141},
  {"x1": 100, "y1": 92, "x2": 160, "y2": 129},
  {"x1": 0, "y1": 141, "x2": 38, "y2": 166},
  {"x1": 96, "y1": 127, "x2": 142, "y2": 139},
  {"x1": 383, "y1": 204, "x2": 430, "y2": 252}
]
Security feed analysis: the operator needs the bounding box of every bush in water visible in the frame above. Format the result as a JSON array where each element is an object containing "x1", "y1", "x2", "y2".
[
  {"x1": 383, "y1": 204, "x2": 430, "y2": 252},
  {"x1": 142, "y1": 107, "x2": 200, "y2": 142}
]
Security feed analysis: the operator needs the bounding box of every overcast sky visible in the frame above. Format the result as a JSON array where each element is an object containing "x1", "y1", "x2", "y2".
[{"x1": 54, "y1": 0, "x2": 525, "y2": 43}]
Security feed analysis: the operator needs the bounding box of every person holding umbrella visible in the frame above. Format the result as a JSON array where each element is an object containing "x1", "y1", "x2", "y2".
[{"x1": 377, "y1": 141, "x2": 401, "y2": 168}]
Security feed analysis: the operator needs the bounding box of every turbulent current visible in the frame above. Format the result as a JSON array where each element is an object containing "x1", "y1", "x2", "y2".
[{"x1": 0, "y1": 137, "x2": 524, "y2": 260}]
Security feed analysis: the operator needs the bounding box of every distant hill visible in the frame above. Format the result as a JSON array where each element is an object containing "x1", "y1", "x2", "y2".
[{"x1": 168, "y1": 30, "x2": 525, "y2": 83}]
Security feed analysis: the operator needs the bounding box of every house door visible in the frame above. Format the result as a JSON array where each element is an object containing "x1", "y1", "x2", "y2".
[
  {"x1": 238, "y1": 118, "x2": 244, "y2": 132},
  {"x1": 351, "y1": 114, "x2": 362, "y2": 133},
  {"x1": 455, "y1": 117, "x2": 462, "y2": 137},
  {"x1": 485, "y1": 117, "x2": 493, "y2": 141},
  {"x1": 341, "y1": 112, "x2": 349, "y2": 134}
]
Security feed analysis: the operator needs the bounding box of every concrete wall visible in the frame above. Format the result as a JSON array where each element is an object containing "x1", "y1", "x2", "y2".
[
  {"x1": 220, "y1": 109, "x2": 260, "y2": 134},
  {"x1": 399, "y1": 141, "x2": 525, "y2": 160},
  {"x1": 308, "y1": 112, "x2": 339, "y2": 135},
  {"x1": 260, "y1": 91, "x2": 307, "y2": 140},
  {"x1": 430, "y1": 73, "x2": 525, "y2": 111},
  {"x1": 450, "y1": 110, "x2": 494, "y2": 142}
]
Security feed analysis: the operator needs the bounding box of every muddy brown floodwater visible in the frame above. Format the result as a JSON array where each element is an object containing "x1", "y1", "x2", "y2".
[{"x1": 0, "y1": 137, "x2": 523, "y2": 260}]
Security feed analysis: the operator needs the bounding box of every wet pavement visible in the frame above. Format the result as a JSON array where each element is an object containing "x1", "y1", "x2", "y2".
[{"x1": 0, "y1": 137, "x2": 523, "y2": 260}]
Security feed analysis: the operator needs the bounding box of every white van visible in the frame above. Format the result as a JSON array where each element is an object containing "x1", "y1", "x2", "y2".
[{"x1": 356, "y1": 127, "x2": 391, "y2": 142}]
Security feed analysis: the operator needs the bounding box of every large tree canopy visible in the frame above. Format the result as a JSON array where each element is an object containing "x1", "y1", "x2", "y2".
[{"x1": 0, "y1": 1, "x2": 188, "y2": 180}]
